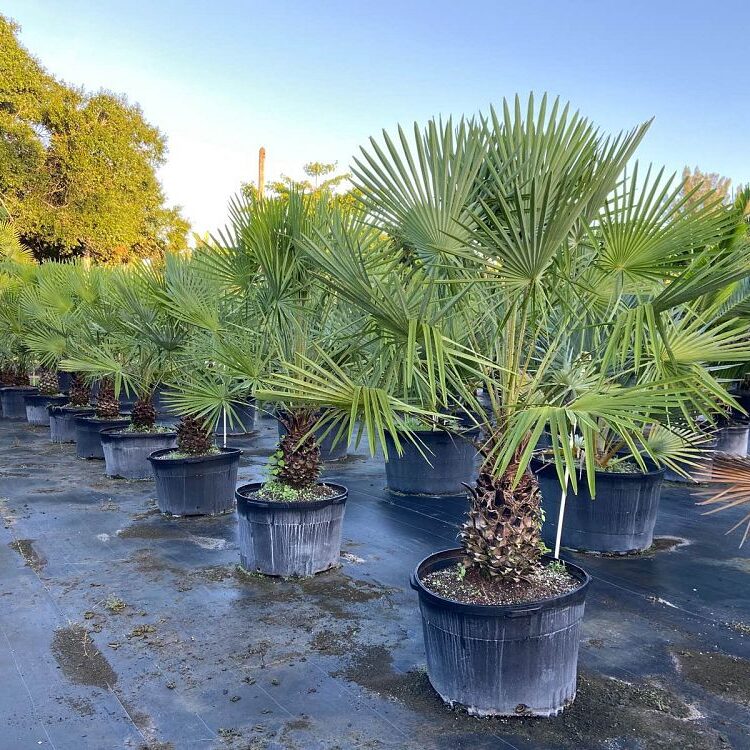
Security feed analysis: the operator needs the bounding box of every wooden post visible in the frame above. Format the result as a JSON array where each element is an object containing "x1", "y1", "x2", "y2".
[{"x1": 258, "y1": 147, "x2": 266, "y2": 199}]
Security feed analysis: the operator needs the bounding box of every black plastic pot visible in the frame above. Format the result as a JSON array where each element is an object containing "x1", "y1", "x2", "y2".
[
  {"x1": 24, "y1": 393, "x2": 68, "y2": 426},
  {"x1": 411, "y1": 549, "x2": 590, "y2": 717},
  {"x1": 74, "y1": 415, "x2": 131, "y2": 459},
  {"x1": 276, "y1": 416, "x2": 348, "y2": 462},
  {"x1": 716, "y1": 421, "x2": 749, "y2": 457},
  {"x1": 384, "y1": 429, "x2": 478, "y2": 496},
  {"x1": 533, "y1": 458, "x2": 664, "y2": 553},
  {"x1": 215, "y1": 401, "x2": 256, "y2": 436},
  {"x1": 148, "y1": 447, "x2": 241, "y2": 515},
  {"x1": 49, "y1": 405, "x2": 95, "y2": 443},
  {"x1": 100, "y1": 428, "x2": 177, "y2": 480},
  {"x1": 1, "y1": 387, "x2": 38, "y2": 420},
  {"x1": 57, "y1": 371, "x2": 72, "y2": 393},
  {"x1": 236, "y1": 482, "x2": 348, "y2": 577}
]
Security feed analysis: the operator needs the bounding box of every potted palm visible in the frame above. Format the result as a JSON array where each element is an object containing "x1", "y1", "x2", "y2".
[
  {"x1": 24, "y1": 368, "x2": 68, "y2": 425},
  {"x1": 73, "y1": 377, "x2": 131, "y2": 459},
  {"x1": 148, "y1": 411, "x2": 241, "y2": 515},
  {"x1": 287, "y1": 97, "x2": 750, "y2": 715},
  {"x1": 49, "y1": 374, "x2": 95, "y2": 443}
]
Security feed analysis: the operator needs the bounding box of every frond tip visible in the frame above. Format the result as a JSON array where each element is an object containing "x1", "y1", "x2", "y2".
[{"x1": 695, "y1": 455, "x2": 750, "y2": 545}]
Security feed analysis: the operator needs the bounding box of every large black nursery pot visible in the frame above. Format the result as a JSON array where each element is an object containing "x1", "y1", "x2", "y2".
[
  {"x1": 49, "y1": 405, "x2": 95, "y2": 443},
  {"x1": 411, "y1": 549, "x2": 590, "y2": 717},
  {"x1": 74, "y1": 414, "x2": 131, "y2": 459},
  {"x1": 277, "y1": 415, "x2": 348, "y2": 461},
  {"x1": 215, "y1": 401, "x2": 256, "y2": 436},
  {"x1": 384, "y1": 429, "x2": 478, "y2": 496},
  {"x1": 236, "y1": 482, "x2": 348, "y2": 577},
  {"x1": 148, "y1": 447, "x2": 241, "y2": 515},
  {"x1": 100, "y1": 428, "x2": 177, "y2": 480},
  {"x1": 1, "y1": 387, "x2": 38, "y2": 420},
  {"x1": 25, "y1": 393, "x2": 68, "y2": 426},
  {"x1": 533, "y1": 458, "x2": 664, "y2": 553}
]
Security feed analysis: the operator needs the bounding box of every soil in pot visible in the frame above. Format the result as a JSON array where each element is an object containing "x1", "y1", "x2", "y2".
[
  {"x1": 533, "y1": 457, "x2": 664, "y2": 553},
  {"x1": 100, "y1": 427, "x2": 177, "y2": 480},
  {"x1": 25, "y1": 393, "x2": 68, "y2": 426},
  {"x1": 412, "y1": 548, "x2": 590, "y2": 717},
  {"x1": 276, "y1": 414, "x2": 347, "y2": 461},
  {"x1": 384, "y1": 429, "x2": 478, "y2": 496},
  {"x1": 74, "y1": 415, "x2": 131, "y2": 459},
  {"x1": 236, "y1": 481, "x2": 348, "y2": 577},
  {"x1": 148, "y1": 447, "x2": 240, "y2": 516},
  {"x1": 1, "y1": 387, "x2": 38, "y2": 420},
  {"x1": 49, "y1": 405, "x2": 95, "y2": 443}
]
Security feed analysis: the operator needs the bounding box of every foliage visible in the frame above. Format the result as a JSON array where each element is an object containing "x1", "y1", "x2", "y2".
[{"x1": 0, "y1": 15, "x2": 189, "y2": 262}]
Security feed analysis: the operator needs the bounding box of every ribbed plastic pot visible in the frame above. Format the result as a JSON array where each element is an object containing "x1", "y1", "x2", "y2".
[
  {"x1": 236, "y1": 482, "x2": 348, "y2": 577},
  {"x1": 100, "y1": 428, "x2": 177, "y2": 479},
  {"x1": 1, "y1": 387, "x2": 38, "y2": 420},
  {"x1": 49, "y1": 406, "x2": 94, "y2": 443},
  {"x1": 276, "y1": 416, "x2": 347, "y2": 461},
  {"x1": 215, "y1": 401, "x2": 256, "y2": 436},
  {"x1": 533, "y1": 458, "x2": 664, "y2": 553},
  {"x1": 716, "y1": 422, "x2": 749, "y2": 457},
  {"x1": 384, "y1": 429, "x2": 478, "y2": 496},
  {"x1": 74, "y1": 415, "x2": 131, "y2": 459},
  {"x1": 411, "y1": 549, "x2": 590, "y2": 717},
  {"x1": 24, "y1": 393, "x2": 68, "y2": 426},
  {"x1": 148, "y1": 447, "x2": 240, "y2": 515}
]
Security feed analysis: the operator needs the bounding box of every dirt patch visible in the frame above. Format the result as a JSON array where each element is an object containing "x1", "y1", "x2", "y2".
[
  {"x1": 51, "y1": 624, "x2": 117, "y2": 689},
  {"x1": 337, "y1": 646, "x2": 725, "y2": 749},
  {"x1": 118, "y1": 522, "x2": 185, "y2": 540},
  {"x1": 9, "y1": 538, "x2": 46, "y2": 573},
  {"x1": 674, "y1": 649, "x2": 750, "y2": 705},
  {"x1": 584, "y1": 536, "x2": 690, "y2": 558},
  {"x1": 59, "y1": 695, "x2": 95, "y2": 717},
  {"x1": 310, "y1": 626, "x2": 358, "y2": 656}
]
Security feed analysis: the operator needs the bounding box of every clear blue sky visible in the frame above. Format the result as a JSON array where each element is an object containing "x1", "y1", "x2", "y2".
[{"x1": 5, "y1": 0, "x2": 749, "y2": 234}]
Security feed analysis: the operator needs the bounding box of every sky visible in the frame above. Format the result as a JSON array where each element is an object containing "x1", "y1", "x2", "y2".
[{"x1": 5, "y1": 0, "x2": 749, "y2": 236}]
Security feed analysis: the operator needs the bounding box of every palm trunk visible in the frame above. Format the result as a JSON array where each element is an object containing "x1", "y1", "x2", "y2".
[
  {"x1": 277, "y1": 408, "x2": 321, "y2": 489},
  {"x1": 461, "y1": 450, "x2": 543, "y2": 584}
]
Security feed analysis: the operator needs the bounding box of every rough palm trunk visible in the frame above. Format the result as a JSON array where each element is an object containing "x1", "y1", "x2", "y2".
[
  {"x1": 95, "y1": 378, "x2": 120, "y2": 419},
  {"x1": 176, "y1": 415, "x2": 213, "y2": 455},
  {"x1": 38, "y1": 369, "x2": 59, "y2": 395},
  {"x1": 277, "y1": 409, "x2": 321, "y2": 489},
  {"x1": 461, "y1": 450, "x2": 543, "y2": 584},
  {"x1": 69, "y1": 373, "x2": 91, "y2": 406},
  {"x1": 131, "y1": 393, "x2": 156, "y2": 430}
]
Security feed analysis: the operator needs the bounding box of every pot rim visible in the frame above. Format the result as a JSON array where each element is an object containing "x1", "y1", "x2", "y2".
[
  {"x1": 49, "y1": 404, "x2": 94, "y2": 414},
  {"x1": 74, "y1": 414, "x2": 131, "y2": 426},
  {"x1": 148, "y1": 446, "x2": 242, "y2": 464},
  {"x1": 236, "y1": 480, "x2": 348, "y2": 510},
  {"x1": 410, "y1": 547, "x2": 590, "y2": 617},
  {"x1": 530, "y1": 455, "x2": 665, "y2": 480},
  {"x1": 1, "y1": 386, "x2": 38, "y2": 393},
  {"x1": 25, "y1": 393, "x2": 68, "y2": 402},
  {"x1": 100, "y1": 426, "x2": 177, "y2": 441}
]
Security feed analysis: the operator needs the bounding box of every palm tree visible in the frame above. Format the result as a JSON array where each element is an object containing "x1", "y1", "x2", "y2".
[{"x1": 260, "y1": 95, "x2": 750, "y2": 580}]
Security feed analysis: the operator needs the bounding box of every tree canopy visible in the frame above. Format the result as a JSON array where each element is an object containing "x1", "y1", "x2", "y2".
[{"x1": 0, "y1": 15, "x2": 189, "y2": 263}]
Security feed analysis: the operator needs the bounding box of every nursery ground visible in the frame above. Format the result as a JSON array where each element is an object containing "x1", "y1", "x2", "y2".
[{"x1": 1, "y1": 414, "x2": 750, "y2": 750}]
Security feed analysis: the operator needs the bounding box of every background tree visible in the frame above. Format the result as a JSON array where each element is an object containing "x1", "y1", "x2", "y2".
[
  {"x1": 241, "y1": 160, "x2": 358, "y2": 211},
  {"x1": 0, "y1": 15, "x2": 189, "y2": 263},
  {"x1": 682, "y1": 166, "x2": 732, "y2": 207}
]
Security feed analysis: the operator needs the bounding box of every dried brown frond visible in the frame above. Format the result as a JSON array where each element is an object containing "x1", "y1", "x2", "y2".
[{"x1": 695, "y1": 455, "x2": 750, "y2": 545}]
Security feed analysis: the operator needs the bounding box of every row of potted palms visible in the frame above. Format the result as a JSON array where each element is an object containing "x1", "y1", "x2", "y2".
[{"x1": 2, "y1": 95, "x2": 750, "y2": 718}]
